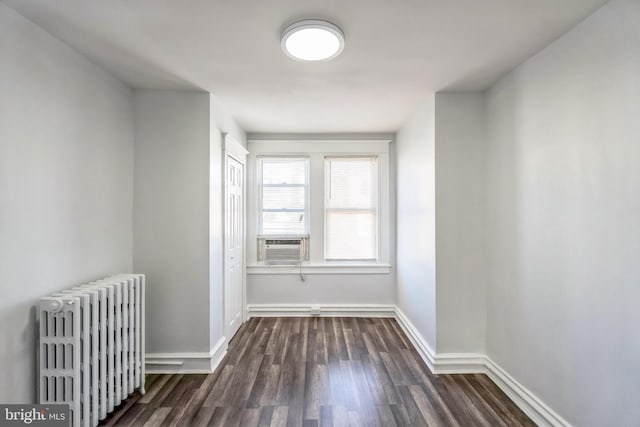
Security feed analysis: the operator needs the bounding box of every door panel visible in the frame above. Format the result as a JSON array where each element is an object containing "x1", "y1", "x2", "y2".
[{"x1": 224, "y1": 156, "x2": 244, "y2": 340}]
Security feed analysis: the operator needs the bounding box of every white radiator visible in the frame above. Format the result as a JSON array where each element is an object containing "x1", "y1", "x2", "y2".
[{"x1": 38, "y1": 274, "x2": 146, "y2": 427}]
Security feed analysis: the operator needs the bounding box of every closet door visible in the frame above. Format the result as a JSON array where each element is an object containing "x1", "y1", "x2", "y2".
[{"x1": 223, "y1": 135, "x2": 248, "y2": 341}]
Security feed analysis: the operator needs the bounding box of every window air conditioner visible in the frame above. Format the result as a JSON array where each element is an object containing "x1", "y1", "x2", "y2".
[{"x1": 258, "y1": 237, "x2": 308, "y2": 265}]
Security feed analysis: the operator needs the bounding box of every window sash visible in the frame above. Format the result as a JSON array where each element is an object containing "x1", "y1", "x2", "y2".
[
  {"x1": 324, "y1": 156, "x2": 379, "y2": 261},
  {"x1": 258, "y1": 157, "x2": 309, "y2": 236}
]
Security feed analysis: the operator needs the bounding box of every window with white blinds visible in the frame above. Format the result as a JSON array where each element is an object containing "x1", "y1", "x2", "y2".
[
  {"x1": 259, "y1": 157, "x2": 308, "y2": 235},
  {"x1": 325, "y1": 157, "x2": 378, "y2": 260}
]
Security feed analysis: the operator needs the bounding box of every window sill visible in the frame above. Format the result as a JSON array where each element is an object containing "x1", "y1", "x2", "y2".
[{"x1": 247, "y1": 263, "x2": 392, "y2": 275}]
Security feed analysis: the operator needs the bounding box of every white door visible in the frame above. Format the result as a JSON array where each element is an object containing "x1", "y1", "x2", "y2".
[{"x1": 224, "y1": 155, "x2": 244, "y2": 340}]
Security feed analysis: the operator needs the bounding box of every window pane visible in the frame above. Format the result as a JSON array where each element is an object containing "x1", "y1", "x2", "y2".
[
  {"x1": 326, "y1": 211, "x2": 376, "y2": 260},
  {"x1": 262, "y1": 159, "x2": 306, "y2": 184},
  {"x1": 263, "y1": 212, "x2": 306, "y2": 235},
  {"x1": 263, "y1": 186, "x2": 305, "y2": 210},
  {"x1": 325, "y1": 157, "x2": 378, "y2": 260},
  {"x1": 327, "y1": 158, "x2": 376, "y2": 209},
  {"x1": 261, "y1": 157, "x2": 307, "y2": 235}
]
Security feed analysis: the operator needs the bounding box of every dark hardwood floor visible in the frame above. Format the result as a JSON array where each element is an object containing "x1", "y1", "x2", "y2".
[{"x1": 103, "y1": 317, "x2": 535, "y2": 426}]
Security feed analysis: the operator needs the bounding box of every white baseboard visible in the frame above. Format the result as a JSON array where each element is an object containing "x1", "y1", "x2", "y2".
[
  {"x1": 432, "y1": 352, "x2": 487, "y2": 374},
  {"x1": 393, "y1": 308, "x2": 436, "y2": 372},
  {"x1": 145, "y1": 336, "x2": 227, "y2": 374},
  {"x1": 393, "y1": 307, "x2": 570, "y2": 427},
  {"x1": 247, "y1": 303, "x2": 396, "y2": 318},
  {"x1": 208, "y1": 336, "x2": 227, "y2": 372},
  {"x1": 484, "y1": 357, "x2": 570, "y2": 427}
]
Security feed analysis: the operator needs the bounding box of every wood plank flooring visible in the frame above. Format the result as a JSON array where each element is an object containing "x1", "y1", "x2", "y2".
[{"x1": 102, "y1": 317, "x2": 535, "y2": 426}]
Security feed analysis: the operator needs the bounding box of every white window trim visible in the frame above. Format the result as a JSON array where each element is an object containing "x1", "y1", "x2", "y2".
[
  {"x1": 246, "y1": 139, "x2": 391, "y2": 275},
  {"x1": 246, "y1": 263, "x2": 391, "y2": 275}
]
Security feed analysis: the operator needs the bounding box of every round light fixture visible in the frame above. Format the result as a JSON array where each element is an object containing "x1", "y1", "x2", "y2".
[{"x1": 281, "y1": 20, "x2": 345, "y2": 62}]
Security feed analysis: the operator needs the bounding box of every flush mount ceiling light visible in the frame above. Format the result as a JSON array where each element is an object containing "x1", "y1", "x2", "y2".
[{"x1": 281, "y1": 20, "x2": 345, "y2": 62}]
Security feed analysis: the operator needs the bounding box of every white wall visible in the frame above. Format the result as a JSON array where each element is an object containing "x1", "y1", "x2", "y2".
[
  {"x1": 248, "y1": 274, "x2": 395, "y2": 305},
  {"x1": 396, "y1": 96, "x2": 437, "y2": 349},
  {"x1": 485, "y1": 0, "x2": 640, "y2": 424},
  {"x1": 434, "y1": 93, "x2": 487, "y2": 354},
  {"x1": 133, "y1": 91, "x2": 246, "y2": 355},
  {"x1": 0, "y1": 4, "x2": 134, "y2": 403},
  {"x1": 133, "y1": 91, "x2": 212, "y2": 353}
]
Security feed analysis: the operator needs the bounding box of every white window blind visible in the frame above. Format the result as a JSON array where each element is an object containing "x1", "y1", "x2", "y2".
[
  {"x1": 325, "y1": 157, "x2": 378, "y2": 260},
  {"x1": 260, "y1": 157, "x2": 308, "y2": 235}
]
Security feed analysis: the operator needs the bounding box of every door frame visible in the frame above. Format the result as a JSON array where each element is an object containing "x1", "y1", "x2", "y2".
[{"x1": 222, "y1": 132, "x2": 248, "y2": 340}]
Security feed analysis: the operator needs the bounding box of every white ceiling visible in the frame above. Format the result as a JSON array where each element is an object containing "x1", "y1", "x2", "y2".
[{"x1": 4, "y1": 0, "x2": 608, "y2": 133}]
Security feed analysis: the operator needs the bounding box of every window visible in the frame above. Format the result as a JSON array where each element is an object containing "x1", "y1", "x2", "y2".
[
  {"x1": 248, "y1": 139, "x2": 390, "y2": 274},
  {"x1": 259, "y1": 157, "x2": 308, "y2": 236},
  {"x1": 325, "y1": 157, "x2": 378, "y2": 260}
]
